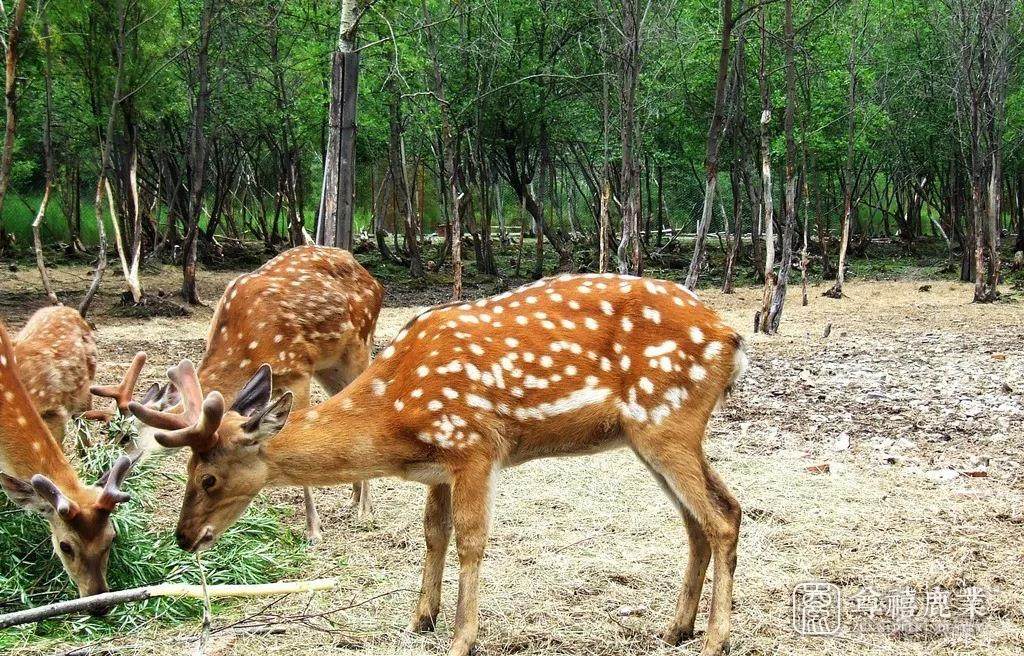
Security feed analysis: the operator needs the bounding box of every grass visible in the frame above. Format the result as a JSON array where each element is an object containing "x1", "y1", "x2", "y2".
[{"x1": 0, "y1": 416, "x2": 309, "y2": 649}]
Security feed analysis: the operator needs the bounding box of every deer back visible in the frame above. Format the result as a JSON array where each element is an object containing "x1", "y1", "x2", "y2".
[
  {"x1": 14, "y1": 306, "x2": 97, "y2": 420},
  {"x1": 198, "y1": 245, "x2": 383, "y2": 402}
]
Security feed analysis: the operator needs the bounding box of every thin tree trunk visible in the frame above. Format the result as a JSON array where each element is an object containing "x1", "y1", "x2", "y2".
[
  {"x1": 80, "y1": 0, "x2": 129, "y2": 318},
  {"x1": 423, "y1": 0, "x2": 462, "y2": 300},
  {"x1": 755, "y1": 0, "x2": 776, "y2": 329},
  {"x1": 685, "y1": 0, "x2": 734, "y2": 289},
  {"x1": 0, "y1": 0, "x2": 28, "y2": 248},
  {"x1": 181, "y1": 0, "x2": 214, "y2": 304},
  {"x1": 32, "y1": 7, "x2": 58, "y2": 304},
  {"x1": 759, "y1": 0, "x2": 798, "y2": 334}
]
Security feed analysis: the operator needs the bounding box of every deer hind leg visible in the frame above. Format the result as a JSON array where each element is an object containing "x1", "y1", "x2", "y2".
[
  {"x1": 314, "y1": 359, "x2": 372, "y2": 519},
  {"x1": 447, "y1": 461, "x2": 495, "y2": 656},
  {"x1": 633, "y1": 434, "x2": 741, "y2": 656},
  {"x1": 408, "y1": 483, "x2": 453, "y2": 633},
  {"x1": 635, "y1": 455, "x2": 711, "y2": 645}
]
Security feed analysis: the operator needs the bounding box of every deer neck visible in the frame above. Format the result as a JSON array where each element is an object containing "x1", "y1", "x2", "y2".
[
  {"x1": 260, "y1": 390, "x2": 410, "y2": 488},
  {"x1": 0, "y1": 407, "x2": 84, "y2": 497}
]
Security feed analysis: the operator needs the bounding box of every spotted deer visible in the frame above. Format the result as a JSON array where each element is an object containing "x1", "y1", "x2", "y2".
[
  {"x1": 13, "y1": 306, "x2": 99, "y2": 443},
  {"x1": 95, "y1": 245, "x2": 383, "y2": 540},
  {"x1": 0, "y1": 321, "x2": 137, "y2": 604},
  {"x1": 132, "y1": 273, "x2": 746, "y2": 656}
]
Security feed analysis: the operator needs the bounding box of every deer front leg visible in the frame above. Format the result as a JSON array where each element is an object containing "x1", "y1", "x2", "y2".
[
  {"x1": 408, "y1": 483, "x2": 452, "y2": 632},
  {"x1": 447, "y1": 464, "x2": 495, "y2": 656},
  {"x1": 352, "y1": 481, "x2": 372, "y2": 519},
  {"x1": 303, "y1": 487, "x2": 322, "y2": 544}
]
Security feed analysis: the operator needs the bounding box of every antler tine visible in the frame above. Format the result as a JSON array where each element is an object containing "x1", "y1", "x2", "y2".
[
  {"x1": 167, "y1": 359, "x2": 204, "y2": 423},
  {"x1": 154, "y1": 391, "x2": 225, "y2": 452},
  {"x1": 29, "y1": 475, "x2": 80, "y2": 520},
  {"x1": 96, "y1": 454, "x2": 138, "y2": 511},
  {"x1": 128, "y1": 359, "x2": 202, "y2": 431},
  {"x1": 90, "y1": 352, "x2": 148, "y2": 413}
]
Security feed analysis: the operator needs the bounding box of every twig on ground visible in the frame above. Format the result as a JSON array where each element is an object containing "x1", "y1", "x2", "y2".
[{"x1": 0, "y1": 579, "x2": 341, "y2": 629}]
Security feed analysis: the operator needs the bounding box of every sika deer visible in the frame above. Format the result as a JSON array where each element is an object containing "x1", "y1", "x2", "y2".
[
  {"x1": 95, "y1": 245, "x2": 383, "y2": 539},
  {"x1": 134, "y1": 274, "x2": 746, "y2": 656},
  {"x1": 13, "y1": 306, "x2": 99, "y2": 443},
  {"x1": 0, "y1": 321, "x2": 137, "y2": 603}
]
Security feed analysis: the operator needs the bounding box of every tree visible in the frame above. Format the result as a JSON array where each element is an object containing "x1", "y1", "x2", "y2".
[
  {"x1": 685, "y1": 0, "x2": 734, "y2": 290},
  {"x1": 0, "y1": 0, "x2": 28, "y2": 251},
  {"x1": 317, "y1": 0, "x2": 367, "y2": 251},
  {"x1": 951, "y1": 0, "x2": 1016, "y2": 303}
]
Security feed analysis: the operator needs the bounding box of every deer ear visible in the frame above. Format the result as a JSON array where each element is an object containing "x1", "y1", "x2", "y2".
[
  {"x1": 139, "y1": 382, "x2": 162, "y2": 406},
  {"x1": 160, "y1": 383, "x2": 181, "y2": 410},
  {"x1": 1, "y1": 472, "x2": 51, "y2": 515},
  {"x1": 230, "y1": 364, "x2": 273, "y2": 416},
  {"x1": 238, "y1": 392, "x2": 292, "y2": 446}
]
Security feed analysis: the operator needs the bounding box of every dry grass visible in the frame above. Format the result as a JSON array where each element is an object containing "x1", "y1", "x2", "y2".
[{"x1": 1, "y1": 265, "x2": 1022, "y2": 656}]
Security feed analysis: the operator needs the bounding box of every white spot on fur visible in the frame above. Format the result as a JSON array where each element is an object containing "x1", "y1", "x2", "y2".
[{"x1": 643, "y1": 341, "x2": 677, "y2": 358}]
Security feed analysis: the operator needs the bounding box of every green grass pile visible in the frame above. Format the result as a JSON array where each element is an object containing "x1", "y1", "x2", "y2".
[{"x1": 0, "y1": 417, "x2": 308, "y2": 647}]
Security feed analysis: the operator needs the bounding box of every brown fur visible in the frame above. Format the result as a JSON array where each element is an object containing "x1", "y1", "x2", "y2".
[
  {"x1": 13, "y1": 306, "x2": 98, "y2": 442},
  {"x1": 143, "y1": 274, "x2": 745, "y2": 656},
  {"x1": 123, "y1": 246, "x2": 383, "y2": 536},
  {"x1": 0, "y1": 322, "x2": 128, "y2": 601}
]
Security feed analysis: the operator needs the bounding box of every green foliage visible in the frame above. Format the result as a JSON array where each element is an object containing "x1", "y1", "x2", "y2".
[{"x1": 0, "y1": 418, "x2": 307, "y2": 648}]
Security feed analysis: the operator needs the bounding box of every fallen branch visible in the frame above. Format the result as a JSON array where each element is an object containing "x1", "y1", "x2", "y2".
[{"x1": 0, "y1": 578, "x2": 339, "y2": 629}]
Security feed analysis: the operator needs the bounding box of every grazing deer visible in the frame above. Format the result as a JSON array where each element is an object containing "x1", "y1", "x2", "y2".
[
  {"x1": 134, "y1": 273, "x2": 747, "y2": 656},
  {"x1": 0, "y1": 321, "x2": 137, "y2": 604},
  {"x1": 13, "y1": 306, "x2": 99, "y2": 443},
  {"x1": 95, "y1": 245, "x2": 383, "y2": 540}
]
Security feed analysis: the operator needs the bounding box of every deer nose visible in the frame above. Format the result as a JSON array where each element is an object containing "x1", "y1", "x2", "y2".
[{"x1": 175, "y1": 529, "x2": 191, "y2": 551}]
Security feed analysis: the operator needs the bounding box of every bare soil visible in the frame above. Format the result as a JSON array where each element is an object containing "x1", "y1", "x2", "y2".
[{"x1": 1, "y1": 263, "x2": 1022, "y2": 656}]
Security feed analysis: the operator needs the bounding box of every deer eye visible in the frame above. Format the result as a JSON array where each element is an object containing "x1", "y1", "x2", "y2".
[
  {"x1": 201, "y1": 474, "x2": 217, "y2": 491},
  {"x1": 59, "y1": 541, "x2": 74, "y2": 557}
]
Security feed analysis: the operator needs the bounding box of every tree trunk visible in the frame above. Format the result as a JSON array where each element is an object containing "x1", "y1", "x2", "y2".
[
  {"x1": 423, "y1": 0, "x2": 462, "y2": 300},
  {"x1": 616, "y1": 0, "x2": 642, "y2": 276},
  {"x1": 181, "y1": 0, "x2": 214, "y2": 304},
  {"x1": 317, "y1": 0, "x2": 360, "y2": 251},
  {"x1": 759, "y1": 0, "x2": 798, "y2": 334},
  {"x1": 685, "y1": 0, "x2": 734, "y2": 289},
  {"x1": 0, "y1": 0, "x2": 28, "y2": 249},
  {"x1": 32, "y1": 7, "x2": 58, "y2": 304},
  {"x1": 388, "y1": 83, "x2": 423, "y2": 277},
  {"x1": 755, "y1": 0, "x2": 776, "y2": 329}
]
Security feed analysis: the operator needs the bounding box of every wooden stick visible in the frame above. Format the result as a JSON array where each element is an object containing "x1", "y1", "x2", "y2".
[{"x1": 0, "y1": 579, "x2": 339, "y2": 629}]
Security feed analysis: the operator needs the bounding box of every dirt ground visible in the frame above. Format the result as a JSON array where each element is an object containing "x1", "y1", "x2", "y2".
[{"x1": 1, "y1": 262, "x2": 1023, "y2": 656}]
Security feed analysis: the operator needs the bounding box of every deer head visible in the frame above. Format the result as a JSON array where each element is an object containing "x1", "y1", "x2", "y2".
[
  {"x1": 91, "y1": 352, "x2": 184, "y2": 450},
  {"x1": 131, "y1": 361, "x2": 292, "y2": 551},
  {"x1": 1, "y1": 453, "x2": 138, "y2": 604}
]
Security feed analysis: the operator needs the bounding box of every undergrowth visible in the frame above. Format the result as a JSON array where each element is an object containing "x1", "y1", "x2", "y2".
[{"x1": 0, "y1": 417, "x2": 307, "y2": 648}]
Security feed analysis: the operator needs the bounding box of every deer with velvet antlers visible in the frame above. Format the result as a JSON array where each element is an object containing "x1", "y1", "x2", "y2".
[
  {"x1": 12, "y1": 306, "x2": 101, "y2": 443},
  {"x1": 135, "y1": 274, "x2": 747, "y2": 656},
  {"x1": 94, "y1": 245, "x2": 383, "y2": 540},
  {"x1": 0, "y1": 321, "x2": 137, "y2": 604}
]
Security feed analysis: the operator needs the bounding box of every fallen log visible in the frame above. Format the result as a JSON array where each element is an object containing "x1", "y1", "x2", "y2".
[{"x1": 0, "y1": 578, "x2": 339, "y2": 629}]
